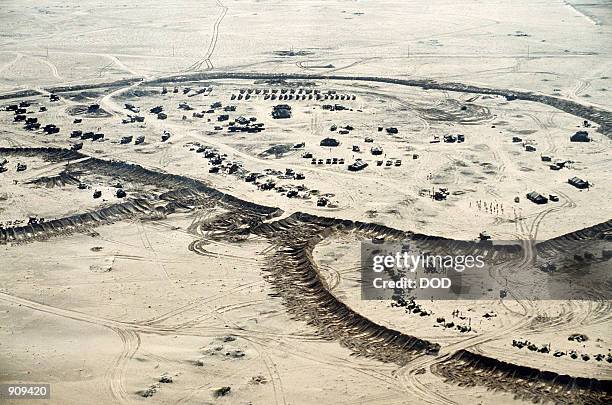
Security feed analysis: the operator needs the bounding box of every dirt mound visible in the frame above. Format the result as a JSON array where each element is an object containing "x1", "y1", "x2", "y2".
[
  {"x1": 0, "y1": 199, "x2": 156, "y2": 245},
  {"x1": 434, "y1": 349, "x2": 612, "y2": 404},
  {"x1": 0, "y1": 147, "x2": 83, "y2": 162},
  {"x1": 1, "y1": 147, "x2": 609, "y2": 402},
  {"x1": 27, "y1": 171, "x2": 82, "y2": 188},
  {"x1": 66, "y1": 105, "x2": 112, "y2": 118},
  {"x1": 250, "y1": 213, "x2": 442, "y2": 364}
]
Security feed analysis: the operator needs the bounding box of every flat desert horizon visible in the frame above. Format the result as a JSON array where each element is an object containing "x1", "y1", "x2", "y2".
[{"x1": 0, "y1": 1, "x2": 610, "y2": 404}]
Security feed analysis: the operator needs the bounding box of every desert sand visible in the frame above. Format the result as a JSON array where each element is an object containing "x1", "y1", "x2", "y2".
[{"x1": 0, "y1": 1, "x2": 610, "y2": 404}]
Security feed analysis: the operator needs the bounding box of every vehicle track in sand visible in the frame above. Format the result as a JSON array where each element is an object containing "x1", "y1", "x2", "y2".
[
  {"x1": 185, "y1": 0, "x2": 227, "y2": 72},
  {"x1": 0, "y1": 52, "x2": 24, "y2": 76},
  {"x1": 524, "y1": 111, "x2": 558, "y2": 156},
  {"x1": 296, "y1": 57, "x2": 379, "y2": 74},
  {"x1": 2, "y1": 63, "x2": 611, "y2": 401},
  {"x1": 140, "y1": 279, "x2": 265, "y2": 326},
  {"x1": 396, "y1": 250, "x2": 540, "y2": 405},
  {"x1": 244, "y1": 333, "x2": 412, "y2": 402},
  {"x1": 394, "y1": 195, "x2": 576, "y2": 403},
  {"x1": 242, "y1": 336, "x2": 287, "y2": 405},
  {"x1": 105, "y1": 327, "x2": 141, "y2": 404}
]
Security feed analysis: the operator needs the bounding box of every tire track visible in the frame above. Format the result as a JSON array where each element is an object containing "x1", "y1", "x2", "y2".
[
  {"x1": 185, "y1": 0, "x2": 227, "y2": 72},
  {"x1": 106, "y1": 328, "x2": 140, "y2": 404}
]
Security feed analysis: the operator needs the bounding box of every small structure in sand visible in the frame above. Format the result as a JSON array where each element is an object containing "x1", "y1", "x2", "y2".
[
  {"x1": 527, "y1": 191, "x2": 548, "y2": 204},
  {"x1": 272, "y1": 104, "x2": 292, "y2": 119},
  {"x1": 568, "y1": 176, "x2": 589, "y2": 189},
  {"x1": 570, "y1": 131, "x2": 590, "y2": 142},
  {"x1": 320, "y1": 137, "x2": 340, "y2": 147}
]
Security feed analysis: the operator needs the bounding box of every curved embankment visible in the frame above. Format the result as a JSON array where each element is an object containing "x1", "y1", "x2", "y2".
[
  {"x1": 71, "y1": 157, "x2": 281, "y2": 218},
  {"x1": 535, "y1": 219, "x2": 611, "y2": 282},
  {"x1": 252, "y1": 212, "x2": 444, "y2": 364},
  {"x1": 0, "y1": 78, "x2": 143, "y2": 101},
  {"x1": 27, "y1": 171, "x2": 82, "y2": 188},
  {"x1": 0, "y1": 89, "x2": 42, "y2": 100},
  {"x1": 0, "y1": 198, "x2": 157, "y2": 244},
  {"x1": 1, "y1": 148, "x2": 611, "y2": 402},
  {"x1": 250, "y1": 212, "x2": 611, "y2": 403},
  {"x1": 0, "y1": 147, "x2": 281, "y2": 219},
  {"x1": 536, "y1": 219, "x2": 612, "y2": 253},
  {"x1": 4, "y1": 71, "x2": 607, "y2": 135},
  {"x1": 0, "y1": 148, "x2": 281, "y2": 244},
  {"x1": 147, "y1": 72, "x2": 612, "y2": 138},
  {"x1": 434, "y1": 349, "x2": 611, "y2": 405},
  {"x1": 0, "y1": 147, "x2": 83, "y2": 162}
]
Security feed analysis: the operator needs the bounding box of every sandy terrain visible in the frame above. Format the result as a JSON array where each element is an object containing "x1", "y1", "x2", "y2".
[{"x1": 0, "y1": 1, "x2": 611, "y2": 404}]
